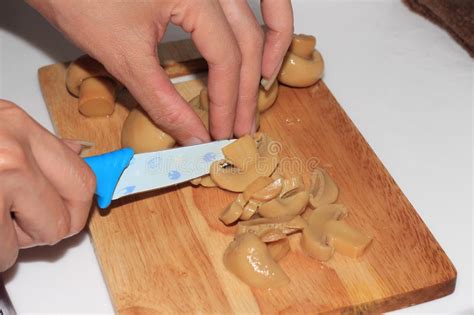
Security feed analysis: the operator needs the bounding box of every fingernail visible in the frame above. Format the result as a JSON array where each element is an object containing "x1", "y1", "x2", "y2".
[
  {"x1": 185, "y1": 137, "x2": 205, "y2": 146},
  {"x1": 250, "y1": 116, "x2": 257, "y2": 135},
  {"x1": 261, "y1": 58, "x2": 284, "y2": 91},
  {"x1": 62, "y1": 139, "x2": 95, "y2": 156}
]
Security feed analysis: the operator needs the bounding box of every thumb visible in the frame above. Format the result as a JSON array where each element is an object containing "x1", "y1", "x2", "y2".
[
  {"x1": 110, "y1": 49, "x2": 211, "y2": 146},
  {"x1": 61, "y1": 139, "x2": 94, "y2": 155}
]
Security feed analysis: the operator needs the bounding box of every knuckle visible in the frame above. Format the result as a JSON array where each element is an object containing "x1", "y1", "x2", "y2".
[
  {"x1": 0, "y1": 141, "x2": 28, "y2": 174},
  {"x1": 153, "y1": 107, "x2": 187, "y2": 128}
]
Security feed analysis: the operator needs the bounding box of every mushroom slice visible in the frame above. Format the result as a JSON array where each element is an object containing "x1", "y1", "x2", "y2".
[
  {"x1": 260, "y1": 229, "x2": 287, "y2": 243},
  {"x1": 300, "y1": 204, "x2": 347, "y2": 261},
  {"x1": 200, "y1": 175, "x2": 216, "y2": 187},
  {"x1": 324, "y1": 220, "x2": 373, "y2": 258},
  {"x1": 190, "y1": 177, "x2": 202, "y2": 186},
  {"x1": 252, "y1": 177, "x2": 283, "y2": 202},
  {"x1": 280, "y1": 175, "x2": 305, "y2": 198},
  {"x1": 223, "y1": 233, "x2": 290, "y2": 289},
  {"x1": 258, "y1": 191, "x2": 310, "y2": 218},
  {"x1": 240, "y1": 199, "x2": 260, "y2": 221},
  {"x1": 309, "y1": 168, "x2": 339, "y2": 208},
  {"x1": 222, "y1": 135, "x2": 258, "y2": 170},
  {"x1": 237, "y1": 215, "x2": 307, "y2": 237},
  {"x1": 243, "y1": 176, "x2": 274, "y2": 201},
  {"x1": 210, "y1": 133, "x2": 280, "y2": 192},
  {"x1": 219, "y1": 194, "x2": 246, "y2": 225},
  {"x1": 267, "y1": 238, "x2": 291, "y2": 262}
]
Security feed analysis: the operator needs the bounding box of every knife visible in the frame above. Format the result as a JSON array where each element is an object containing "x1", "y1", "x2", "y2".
[
  {"x1": 84, "y1": 139, "x2": 234, "y2": 208},
  {"x1": 0, "y1": 276, "x2": 16, "y2": 315}
]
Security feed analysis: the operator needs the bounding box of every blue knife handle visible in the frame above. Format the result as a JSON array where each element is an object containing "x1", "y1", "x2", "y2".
[{"x1": 84, "y1": 148, "x2": 134, "y2": 209}]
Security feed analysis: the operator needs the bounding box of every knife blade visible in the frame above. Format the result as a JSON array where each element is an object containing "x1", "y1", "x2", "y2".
[{"x1": 84, "y1": 139, "x2": 234, "y2": 208}]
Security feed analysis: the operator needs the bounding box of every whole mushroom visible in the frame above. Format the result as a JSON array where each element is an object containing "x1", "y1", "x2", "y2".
[
  {"x1": 278, "y1": 34, "x2": 324, "y2": 87},
  {"x1": 66, "y1": 55, "x2": 121, "y2": 117}
]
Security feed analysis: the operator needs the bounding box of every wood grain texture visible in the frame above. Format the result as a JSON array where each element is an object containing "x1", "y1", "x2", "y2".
[
  {"x1": 158, "y1": 39, "x2": 207, "y2": 77},
  {"x1": 37, "y1": 40, "x2": 456, "y2": 314}
]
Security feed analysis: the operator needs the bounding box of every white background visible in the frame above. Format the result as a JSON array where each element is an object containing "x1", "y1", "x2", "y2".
[{"x1": 1, "y1": 0, "x2": 472, "y2": 313}]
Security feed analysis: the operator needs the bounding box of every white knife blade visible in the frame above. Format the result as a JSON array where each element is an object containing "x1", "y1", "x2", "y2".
[{"x1": 111, "y1": 139, "x2": 234, "y2": 200}]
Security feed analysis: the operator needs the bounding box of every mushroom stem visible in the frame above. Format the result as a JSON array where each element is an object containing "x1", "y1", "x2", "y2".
[
  {"x1": 290, "y1": 34, "x2": 316, "y2": 59},
  {"x1": 78, "y1": 77, "x2": 117, "y2": 117}
]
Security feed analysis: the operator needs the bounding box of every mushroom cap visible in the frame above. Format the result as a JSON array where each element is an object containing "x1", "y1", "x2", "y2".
[
  {"x1": 121, "y1": 107, "x2": 176, "y2": 153},
  {"x1": 259, "y1": 190, "x2": 310, "y2": 218},
  {"x1": 267, "y1": 238, "x2": 291, "y2": 261},
  {"x1": 219, "y1": 195, "x2": 245, "y2": 225},
  {"x1": 236, "y1": 215, "x2": 307, "y2": 237},
  {"x1": 66, "y1": 55, "x2": 114, "y2": 97},
  {"x1": 251, "y1": 177, "x2": 283, "y2": 202},
  {"x1": 223, "y1": 233, "x2": 290, "y2": 289}
]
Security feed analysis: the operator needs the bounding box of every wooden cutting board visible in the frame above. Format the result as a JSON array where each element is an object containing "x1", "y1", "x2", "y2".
[{"x1": 37, "y1": 39, "x2": 456, "y2": 314}]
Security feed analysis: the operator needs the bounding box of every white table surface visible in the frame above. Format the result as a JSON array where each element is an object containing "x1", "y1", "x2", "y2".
[{"x1": 1, "y1": 0, "x2": 472, "y2": 314}]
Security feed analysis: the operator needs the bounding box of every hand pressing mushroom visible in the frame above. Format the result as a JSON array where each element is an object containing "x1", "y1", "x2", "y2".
[
  {"x1": 278, "y1": 34, "x2": 324, "y2": 87},
  {"x1": 301, "y1": 204, "x2": 372, "y2": 261},
  {"x1": 121, "y1": 107, "x2": 175, "y2": 154},
  {"x1": 66, "y1": 55, "x2": 121, "y2": 117},
  {"x1": 223, "y1": 233, "x2": 290, "y2": 289}
]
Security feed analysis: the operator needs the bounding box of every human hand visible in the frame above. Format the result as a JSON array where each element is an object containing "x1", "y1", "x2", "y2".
[
  {"x1": 28, "y1": 0, "x2": 293, "y2": 144},
  {"x1": 0, "y1": 101, "x2": 95, "y2": 271}
]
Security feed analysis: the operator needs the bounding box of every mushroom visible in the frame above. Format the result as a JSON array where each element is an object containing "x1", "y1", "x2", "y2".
[
  {"x1": 278, "y1": 34, "x2": 324, "y2": 88},
  {"x1": 309, "y1": 168, "x2": 339, "y2": 208},
  {"x1": 236, "y1": 215, "x2": 307, "y2": 237},
  {"x1": 240, "y1": 199, "x2": 260, "y2": 221},
  {"x1": 66, "y1": 55, "x2": 120, "y2": 116},
  {"x1": 191, "y1": 175, "x2": 217, "y2": 188},
  {"x1": 210, "y1": 133, "x2": 280, "y2": 192},
  {"x1": 243, "y1": 176, "x2": 275, "y2": 201},
  {"x1": 259, "y1": 228, "x2": 287, "y2": 243},
  {"x1": 301, "y1": 204, "x2": 372, "y2": 261},
  {"x1": 259, "y1": 190, "x2": 310, "y2": 218},
  {"x1": 121, "y1": 107, "x2": 175, "y2": 153},
  {"x1": 280, "y1": 175, "x2": 305, "y2": 198},
  {"x1": 223, "y1": 233, "x2": 290, "y2": 289},
  {"x1": 258, "y1": 80, "x2": 279, "y2": 113},
  {"x1": 251, "y1": 177, "x2": 283, "y2": 202},
  {"x1": 267, "y1": 238, "x2": 291, "y2": 262},
  {"x1": 219, "y1": 194, "x2": 246, "y2": 225}
]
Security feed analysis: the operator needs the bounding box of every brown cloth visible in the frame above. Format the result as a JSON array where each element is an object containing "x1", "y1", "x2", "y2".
[{"x1": 403, "y1": 0, "x2": 474, "y2": 57}]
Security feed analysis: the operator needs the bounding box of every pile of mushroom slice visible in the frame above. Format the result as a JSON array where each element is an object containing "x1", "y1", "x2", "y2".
[{"x1": 213, "y1": 136, "x2": 372, "y2": 289}]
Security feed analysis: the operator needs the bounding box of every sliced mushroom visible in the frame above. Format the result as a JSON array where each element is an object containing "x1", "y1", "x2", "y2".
[
  {"x1": 324, "y1": 220, "x2": 373, "y2": 258},
  {"x1": 219, "y1": 195, "x2": 245, "y2": 225},
  {"x1": 222, "y1": 135, "x2": 258, "y2": 170},
  {"x1": 301, "y1": 204, "x2": 371, "y2": 260},
  {"x1": 258, "y1": 80, "x2": 279, "y2": 113},
  {"x1": 121, "y1": 107, "x2": 175, "y2": 153},
  {"x1": 258, "y1": 190, "x2": 310, "y2": 218},
  {"x1": 278, "y1": 34, "x2": 324, "y2": 88},
  {"x1": 237, "y1": 215, "x2": 307, "y2": 237},
  {"x1": 210, "y1": 133, "x2": 280, "y2": 192},
  {"x1": 223, "y1": 233, "x2": 290, "y2": 289},
  {"x1": 309, "y1": 168, "x2": 339, "y2": 208},
  {"x1": 240, "y1": 199, "x2": 260, "y2": 221},
  {"x1": 260, "y1": 229, "x2": 287, "y2": 243},
  {"x1": 251, "y1": 177, "x2": 283, "y2": 202},
  {"x1": 243, "y1": 176, "x2": 274, "y2": 201},
  {"x1": 267, "y1": 238, "x2": 291, "y2": 262},
  {"x1": 301, "y1": 204, "x2": 347, "y2": 261},
  {"x1": 280, "y1": 175, "x2": 305, "y2": 198},
  {"x1": 200, "y1": 175, "x2": 217, "y2": 187},
  {"x1": 66, "y1": 55, "x2": 121, "y2": 117}
]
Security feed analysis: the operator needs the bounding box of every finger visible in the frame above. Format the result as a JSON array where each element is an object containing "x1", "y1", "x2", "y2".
[
  {"x1": 0, "y1": 196, "x2": 19, "y2": 272},
  {"x1": 61, "y1": 139, "x2": 94, "y2": 156},
  {"x1": 260, "y1": 0, "x2": 294, "y2": 89},
  {"x1": 4, "y1": 147, "x2": 71, "y2": 246},
  {"x1": 109, "y1": 44, "x2": 211, "y2": 145},
  {"x1": 173, "y1": 1, "x2": 241, "y2": 139},
  {"x1": 28, "y1": 126, "x2": 95, "y2": 236},
  {"x1": 219, "y1": 0, "x2": 264, "y2": 137}
]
